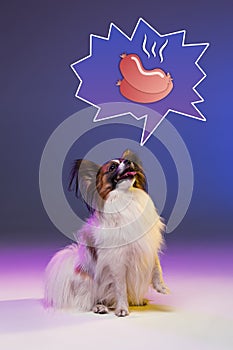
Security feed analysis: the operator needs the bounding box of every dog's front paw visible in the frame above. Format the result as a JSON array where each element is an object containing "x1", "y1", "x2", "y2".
[
  {"x1": 115, "y1": 308, "x2": 129, "y2": 317},
  {"x1": 93, "y1": 304, "x2": 109, "y2": 314},
  {"x1": 154, "y1": 282, "x2": 170, "y2": 295}
]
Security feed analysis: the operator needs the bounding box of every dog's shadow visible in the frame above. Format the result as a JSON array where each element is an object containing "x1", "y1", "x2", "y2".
[{"x1": 129, "y1": 302, "x2": 174, "y2": 313}]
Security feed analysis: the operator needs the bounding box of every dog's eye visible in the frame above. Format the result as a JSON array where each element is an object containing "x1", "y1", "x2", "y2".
[{"x1": 109, "y1": 164, "x2": 117, "y2": 172}]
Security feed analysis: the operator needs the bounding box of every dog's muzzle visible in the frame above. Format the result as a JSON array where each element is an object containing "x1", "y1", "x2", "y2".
[{"x1": 114, "y1": 160, "x2": 136, "y2": 183}]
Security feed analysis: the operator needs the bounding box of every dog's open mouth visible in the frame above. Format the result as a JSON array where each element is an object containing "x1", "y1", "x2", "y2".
[{"x1": 117, "y1": 171, "x2": 137, "y2": 182}]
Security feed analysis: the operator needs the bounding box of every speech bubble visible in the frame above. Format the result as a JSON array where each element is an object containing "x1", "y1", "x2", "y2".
[{"x1": 71, "y1": 18, "x2": 209, "y2": 145}]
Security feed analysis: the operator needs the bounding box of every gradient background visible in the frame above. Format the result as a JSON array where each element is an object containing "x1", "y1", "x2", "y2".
[
  {"x1": 1, "y1": 1, "x2": 233, "y2": 348},
  {"x1": 1, "y1": 0, "x2": 233, "y2": 247}
]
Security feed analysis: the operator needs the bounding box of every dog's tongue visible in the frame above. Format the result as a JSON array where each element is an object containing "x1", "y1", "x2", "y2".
[{"x1": 118, "y1": 171, "x2": 136, "y2": 180}]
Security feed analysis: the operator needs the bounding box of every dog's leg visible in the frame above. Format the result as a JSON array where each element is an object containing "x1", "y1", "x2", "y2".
[
  {"x1": 152, "y1": 255, "x2": 170, "y2": 294},
  {"x1": 113, "y1": 267, "x2": 129, "y2": 317}
]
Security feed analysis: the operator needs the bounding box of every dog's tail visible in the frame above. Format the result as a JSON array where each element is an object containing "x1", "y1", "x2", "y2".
[{"x1": 44, "y1": 244, "x2": 94, "y2": 311}]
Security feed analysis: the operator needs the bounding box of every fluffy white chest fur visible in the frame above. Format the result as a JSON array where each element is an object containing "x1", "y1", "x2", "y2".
[
  {"x1": 80, "y1": 180, "x2": 164, "y2": 307},
  {"x1": 94, "y1": 179, "x2": 163, "y2": 248}
]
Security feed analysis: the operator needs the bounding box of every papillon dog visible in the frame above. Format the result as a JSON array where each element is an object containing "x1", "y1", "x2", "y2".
[{"x1": 44, "y1": 149, "x2": 169, "y2": 317}]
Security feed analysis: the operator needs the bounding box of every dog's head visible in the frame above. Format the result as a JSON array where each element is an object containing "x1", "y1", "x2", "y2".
[{"x1": 69, "y1": 149, "x2": 147, "y2": 213}]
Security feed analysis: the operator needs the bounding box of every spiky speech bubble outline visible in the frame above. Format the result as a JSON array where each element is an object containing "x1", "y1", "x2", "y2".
[{"x1": 71, "y1": 18, "x2": 209, "y2": 145}]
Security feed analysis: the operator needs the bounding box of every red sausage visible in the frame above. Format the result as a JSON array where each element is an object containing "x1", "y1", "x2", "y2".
[
  {"x1": 118, "y1": 78, "x2": 173, "y2": 104},
  {"x1": 119, "y1": 53, "x2": 173, "y2": 94}
]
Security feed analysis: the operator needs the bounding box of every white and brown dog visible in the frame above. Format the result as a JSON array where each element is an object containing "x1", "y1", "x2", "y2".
[{"x1": 44, "y1": 149, "x2": 169, "y2": 317}]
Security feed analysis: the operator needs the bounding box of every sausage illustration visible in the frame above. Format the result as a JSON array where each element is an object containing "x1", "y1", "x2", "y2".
[
  {"x1": 117, "y1": 53, "x2": 173, "y2": 103},
  {"x1": 117, "y1": 78, "x2": 173, "y2": 104}
]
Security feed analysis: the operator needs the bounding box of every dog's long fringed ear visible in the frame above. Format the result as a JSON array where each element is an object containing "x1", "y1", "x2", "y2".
[
  {"x1": 121, "y1": 149, "x2": 143, "y2": 167},
  {"x1": 68, "y1": 159, "x2": 100, "y2": 199}
]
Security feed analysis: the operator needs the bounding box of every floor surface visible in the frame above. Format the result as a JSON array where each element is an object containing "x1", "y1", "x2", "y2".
[{"x1": 0, "y1": 243, "x2": 232, "y2": 350}]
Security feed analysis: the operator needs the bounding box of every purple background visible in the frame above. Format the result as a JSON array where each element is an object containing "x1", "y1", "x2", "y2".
[
  {"x1": 1, "y1": 0, "x2": 233, "y2": 248},
  {"x1": 1, "y1": 3, "x2": 233, "y2": 346}
]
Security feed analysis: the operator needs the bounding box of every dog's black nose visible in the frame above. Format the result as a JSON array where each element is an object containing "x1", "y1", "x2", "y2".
[{"x1": 123, "y1": 159, "x2": 131, "y2": 166}]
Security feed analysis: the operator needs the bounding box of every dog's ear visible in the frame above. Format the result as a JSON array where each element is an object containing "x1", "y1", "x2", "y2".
[
  {"x1": 68, "y1": 159, "x2": 100, "y2": 200},
  {"x1": 121, "y1": 149, "x2": 143, "y2": 167}
]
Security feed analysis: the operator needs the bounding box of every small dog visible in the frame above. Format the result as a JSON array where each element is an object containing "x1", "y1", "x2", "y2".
[{"x1": 44, "y1": 149, "x2": 169, "y2": 317}]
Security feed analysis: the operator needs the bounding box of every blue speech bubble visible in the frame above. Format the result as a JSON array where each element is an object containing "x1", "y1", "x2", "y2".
[{"x1": 71, "y1": 18, "x2": 209, "y2": 145}]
